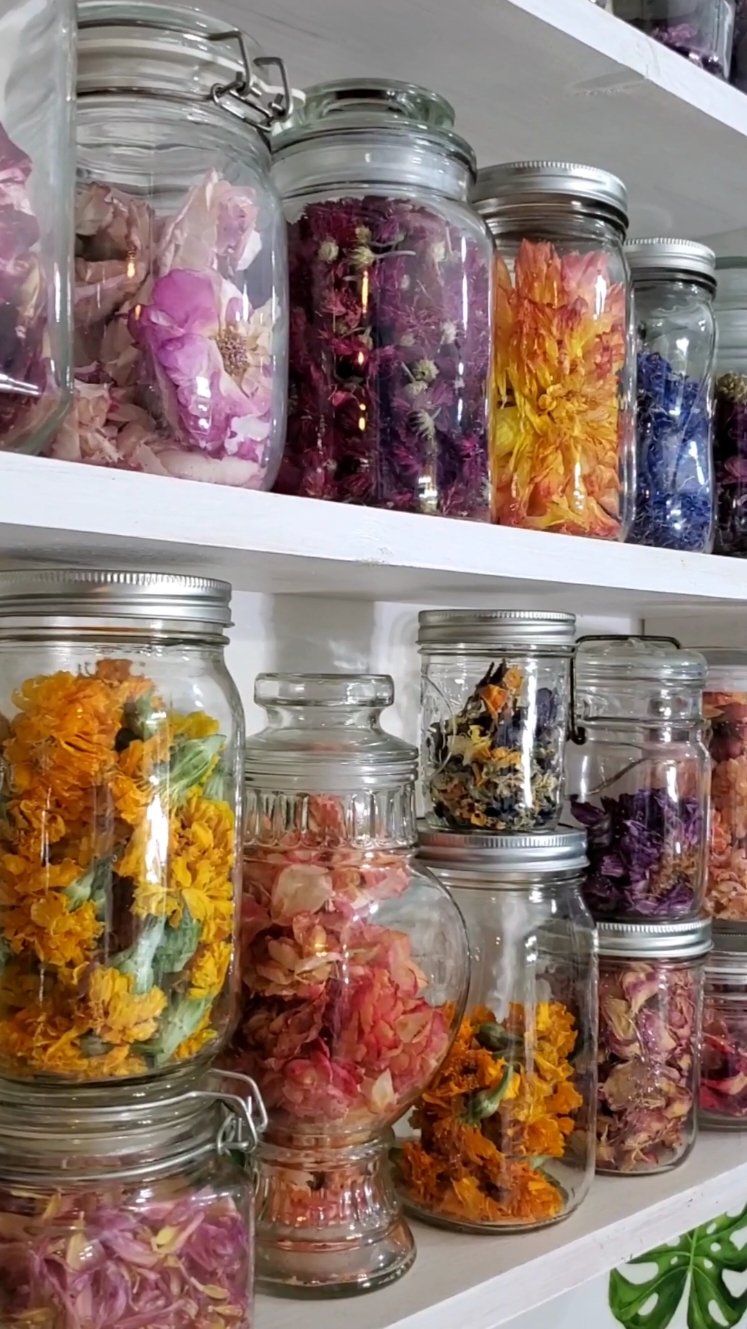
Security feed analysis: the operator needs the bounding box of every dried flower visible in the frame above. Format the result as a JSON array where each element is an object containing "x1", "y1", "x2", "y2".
[
  {"x1": 700, "y1": 987, "x2": 747, "y2": 1121},
  {"x1": 615, "y1": 0, "x2": 733, "y2": 75},
  {"x1": 714, "y1": 373, "x2": 747, "y2": 555},
  {"x1": 706, "y1": 690, "x2": 747, "y2": 918}
]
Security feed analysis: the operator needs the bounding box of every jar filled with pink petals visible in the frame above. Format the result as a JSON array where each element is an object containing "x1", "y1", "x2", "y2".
[
  {"x1": 223, "y1": 673, "x2": 469, "y2": 1296},
  {"x1": 44, "y1": 0, "x2": 289, "y2": 488}
]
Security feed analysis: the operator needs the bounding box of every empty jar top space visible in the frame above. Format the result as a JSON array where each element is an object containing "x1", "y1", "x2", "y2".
[{"x1": 417, "y1": 609, "x2": 576, "y2": 652}]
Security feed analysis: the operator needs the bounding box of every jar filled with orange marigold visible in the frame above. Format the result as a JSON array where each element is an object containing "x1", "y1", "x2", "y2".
[{"x1": 0, "y1": 570, "x2": 244, "y2": 1083}]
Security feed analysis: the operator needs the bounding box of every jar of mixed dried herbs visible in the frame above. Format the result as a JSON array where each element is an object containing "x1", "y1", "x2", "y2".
[
  {"x1": 43, "y1": 0, "x2": 290, "y2": 488},
  {"x1": 0, "y1": 1069, "x2": 263, "y2": 1327},
  {"x1": 224, "y1": 674, "x2": 469, "y2": 1295},
  {"x1": 700, "y1": 922, "x2": 747, "y2": 1126},
  {"x1": 568, "y1": 637, "x2": 710, "y2": 920},
  {"x1": 625, "y1": 239, "x2": 716, "y2": 553},
  {"x1": 397, "y1": 827, "x2": 596, "y2": 1231},
  {"x1": 0, "y1": 569, "x2": 245, "y2": 1082},
  {"x1": 612, "y1": 0, "x2": 735, "y2": 76},
  {"x1": 473, "y1": 162, "x2": 634, "y2": 540},
  {"x1": 713, "y1": 259, "x2": 747, "y2": 554},
  {"x1": 703, "y1": 650, "x2": 747, "y2": 919},
  {"x1": 418, "y1": 610, "x2": 575, "y2": 832},
  {"x1": 270, "y1": 80, "x2": 492, "y2": 517},
  {"x1": 597, "y1": 916, "x2": 710, "y2": 1173}
]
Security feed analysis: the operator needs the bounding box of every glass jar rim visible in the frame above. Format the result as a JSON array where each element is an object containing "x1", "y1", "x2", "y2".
[
  {"x1": 254, "y1": 672, "x2": 394, "y2": 708},
  {"x1": 472, "y1": 160, "x2": 628, "y2": 232},
  {"x1": 0, "y1": 569, "x2": 232, "y2": 638},
  {"x1": 575, "y1": 635, "x2": 707, "y2": 687},
  {"x1": 417, "y1": 824, "x2": 588, "y2": 880},
  {"x1": 597, "y1": 915, "x2": 712, "y2": 960},
  {"x1": 417, "y1": 609, "x2": 576, "y2": 651}
]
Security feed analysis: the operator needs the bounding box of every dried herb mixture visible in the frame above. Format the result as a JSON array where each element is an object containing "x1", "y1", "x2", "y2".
[{"x1": 706, "y1": 690, "x2": 747, "y2": 919}]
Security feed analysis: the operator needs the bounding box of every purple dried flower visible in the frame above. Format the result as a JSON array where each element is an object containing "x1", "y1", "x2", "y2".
[{"x1": 714, "y1": 372, "x2": 747, "y2": 555}]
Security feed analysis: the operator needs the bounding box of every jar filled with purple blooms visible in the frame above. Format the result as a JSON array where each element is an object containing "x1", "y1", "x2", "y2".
[
  {"x1": 567, "y1": 637, "x2": 710, "y2": 921},
  {"x1": 713, "y1": 260, "x2": 747, "y2": 554},
  {"x1": 270, "y1": 80, "x2": 492, "y2": 517},
  {"x1": 612, "y1": 0, "x2": 735, "y2": 77}
]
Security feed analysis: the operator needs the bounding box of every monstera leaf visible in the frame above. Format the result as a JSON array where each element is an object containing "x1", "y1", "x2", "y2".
[{"x1": 609, "y1": 1207, "x2": 747, "y2": 1329}]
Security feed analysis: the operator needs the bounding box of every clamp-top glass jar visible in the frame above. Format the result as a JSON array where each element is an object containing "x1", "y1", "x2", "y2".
[
  {"x1": 225, "y1": 674, "x2": 469, "y2": 1295},
  {"x1": 703, "y1": 650, "x2": 747, "y2": 919},
  {"x1": 418, "y1": 609, "x2": 576, "y2": 832},
  {"x1": 712, "y1": 259, "x2": 747, "y2": 554},
  {"x1": 44, "y1": 0, "x2": 289, "y2": 488},
  {"x1": 473, "y1": 161, "x2": 635, "y2": 540},
  {"x1": 701, "y1": 922, "x2": 747, "y2": 1125},
  {"x1": 568, "y1": 637, "x2": 710, "y2": 920},
  {"x1": 0, "y1": 1070, "x2": 263, "y2": 1326},
  {"x1": 0, "y1": 569, "x2": 244, "y2": 1082},
  {"x1": 625, "y1": 239, "x2": 717, "y2": 553},
  {"x1": 271, "y1": 80, "x2": 492, "y2": 518},
  {"x1": 400, "y1": 827, "x2": 597, "y2": 1231},
  {"x1": 0, "y1": 0, "x2": 74, "y2": 453}
]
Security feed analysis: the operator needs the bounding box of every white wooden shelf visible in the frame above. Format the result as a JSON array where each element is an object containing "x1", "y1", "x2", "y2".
[{"x1": 256, "y1": 1132, "x2": 747, "y2": 1329}]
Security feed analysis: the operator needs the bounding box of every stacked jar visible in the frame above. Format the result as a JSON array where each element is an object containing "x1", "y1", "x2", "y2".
[
  {"x1": 225, "y1": 673, "x2": 469, "y2": 1294},
  {"x1": 472, "y1": 161, "x2": 635, "y2": 541},
  {"x1": 712, "y1": 259, "x2": 747, "y2": 554},
  {"x1": 568, "y1": 636, "x2": 712, "y2": 1174},
  {"x1": 0, "y1": 568, "x2": 261, "y2": 1326}
]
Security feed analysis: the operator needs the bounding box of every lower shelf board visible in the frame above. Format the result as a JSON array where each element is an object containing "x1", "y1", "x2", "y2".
[{"x1": 255, "y1": 1131, "x2": 747, "y2": 1329}]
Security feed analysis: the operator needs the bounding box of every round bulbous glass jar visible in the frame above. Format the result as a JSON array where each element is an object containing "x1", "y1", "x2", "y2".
[
  {"x1": 597, "y1": 916, "x2": 710, "y2": 1173},
  {"x1": 397, "y1": 827, "x2": 597, "y2": 1231},
  {"x1": 418, "y1": 609, "x2": 576, "y2": 832},
  {"x1": 270, "y1": 80, "x2": 492, "y2": 518},
  {"x1": 625, "y1": 239, "x2": 716, "y2": 553},
  {"x1": 473, "y1": 161, "x2": 635, "y2": 540},
  {"x1": 713, "y1": 259, "x2": 747, "y2": 554},
  {"x1": 703, "y1": 650, "x2": 747, "y2": 920},
  {"x1": 0, "y1": 0, "x2": 74, "y2": 453},
  {"x1": 0, "y1": 1070, "x2": 262, "y2": 1327},
  {"x1": 700, "y1": 922, "x2": 747, "y2": 1126},
  {"x1": 0, "y1": 569, "x2": 245, "y2": 1082},
  {"x1": 567, "y1": 636, "x2": 710, "y2": 920},
  {"x1": 223, "y1": 673, "x2": 469, "y2": 1296},
  {"x1": 612, "y1": 0, "x2": 735, "y2": 76},
  {"x1": 43, "y1": 0, "x2": 289, "y2": 488}
]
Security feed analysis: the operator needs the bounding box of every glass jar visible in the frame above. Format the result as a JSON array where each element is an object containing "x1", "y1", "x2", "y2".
[
  {"x1": 398, "y1": 827, "x2": 596, "y2": 1230},
  {"x1": 568, "y1": 637, "x2": 710, "y2": 919},
  {"x1": 701, "y1": 922, "x2": 747, "y2": 1126},
  {"x1": 731, "y1": 0, "x2": 747, "y2": 85},
  {"x1": 418, "y1": 609, "x2": 576, "y2": 832},
  {"x1": 473, "y1": 161, "x2": 635, "y2": 540},
  {"x1": 597, "y1": 916, "x2": 710, "y2": 1173},
  {"x1": 703, "y1": 650, "x2": 747, "y2": 919},
  {"x1": 612, "y1": 0, "x2": 735, "y2": 75},
  {"x1": 625, "y1": 239, "x2": 716, "y2": 553},
  {"x1": 0, "y1": 0, "x2": 74, "y2": 453},
  {"x1": 0, "y1": 569, "x2": 244, "y2": 1081},
  {"x1": 223, "y1": 674, "x2": 469, "y2": 1295},
  {"x1": 0, "y1": 1069, "x2": 262, "y2": 1326},
  {"x1": 270, "y1": 80, "x2": 492, "y2": 518},
  {"x1": 713, "y1": 259, "x2": 747, "y2": 554},
  {"x1": 43, "y1": 0, "x2": 289, "y2": 488}
]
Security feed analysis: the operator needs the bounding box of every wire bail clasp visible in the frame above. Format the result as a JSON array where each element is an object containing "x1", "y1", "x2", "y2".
[
  {"x1": 186, "y1": 1069, "x2": 268, "y2": 1158},
  {"x1": 208, "y1": 30, "x2": 290, "y2": 126}
]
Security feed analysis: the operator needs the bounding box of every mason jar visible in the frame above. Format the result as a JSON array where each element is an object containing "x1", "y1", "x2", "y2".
[
  {"x1": 0, "y1": 0, "x2": 74, "y2": 453},
  {"x1": 701, "y1": 922, "x2": 747, "y2": 1126},
  {"x1": 612, "y1": 0, "x2": 735, "y2": 75},
  {"x1": 0, "y1": 569, "x2": 244, "y2": 1081},
  {"x1": 713, "y1": 259, "x2": 747, "y2": 554},
  {"x1": 43, "y1": 0, "x2": 289, "y2": 488},
  {"x1": 597, "y1": 916, "x2": 710, "y2": 1173},
  {"x1": 473, "y1": 162, "x2": 634, "y2": 540},
  {"x1": 703, "y1": 649, "x2": 747, "y2": 919},
  {"x1": 625, "y1": 239, "x2": 716, "y2": 553},
  {"x1": 418, "y1": 610, "x2": 576, "y2": 832},
  {"x1": 0, "y1": 1070, "x2": 262, "y2": 1326},
  {"x1": 270, "y1": 80, "x2": 492, "y2": 518},
  {"x1": 399, "y1": 827, "x2": 596, "y2": 1230},
  {"x1": 568, "y1": 636, "x2": 710, "y2": 920}
]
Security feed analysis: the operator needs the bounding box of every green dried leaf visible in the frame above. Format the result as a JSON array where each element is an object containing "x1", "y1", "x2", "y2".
[
  {"x1": 462, "y1": 1063, "x2": 513, "y2": 1124},
  {"x1": 142, "y1": 994, "x2": 212, "y2": 1066},
  {"x1": 152, "y1": 906, "x2": 201, "y2": 984}
]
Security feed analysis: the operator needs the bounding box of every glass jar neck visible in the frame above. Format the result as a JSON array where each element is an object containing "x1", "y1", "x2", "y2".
[
  {"x1": 262, "y1": 700, "x2": 386, "y2": 732},
  {"x1": 633, "y1": 275, "x2": 714, "y2": 303},
  {"x1": 272, "y1": 136, "x2": 473, "y2": 203},
  {"x1": 484, "y1": 210, "x2": 625, "y2": 247}
]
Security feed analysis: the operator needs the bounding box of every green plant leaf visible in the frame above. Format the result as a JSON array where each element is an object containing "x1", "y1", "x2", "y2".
[{"x1": 609, "y1": 1206, "x2": 747, "y2": 1329}]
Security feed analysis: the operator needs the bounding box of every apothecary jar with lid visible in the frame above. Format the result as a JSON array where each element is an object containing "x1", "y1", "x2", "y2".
[
  {"x1": 396, "y1": 826, "x2": 597, "y2": 1231},
  {"x1": 44, "y1": 0, "x2": 289, "y2": 488},
  {"x1": 0, "y1": 568, "x2": 245, "y2": 1082},
  {"x1": 224, "y1": 673, "x2": 469, "y2": 1295},
  {"x1": 700, "y1": 922, "x2": 747, "y2": 1127}
]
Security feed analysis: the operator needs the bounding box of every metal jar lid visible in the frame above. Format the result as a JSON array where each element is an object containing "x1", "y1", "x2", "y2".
[
  {"x1": 417, "y1": 825, "x2": 588, "y2": 885},
  {"x1": 472, "y1": 161, "x2": 628, "y2": 232},
  {"x1": 597, "y1": 915, "x2": 712, "y2": 960},
  {"x1": 417, "y1": 609, "x2": 576, "y2": 653},
  {"x1": 626, "y1": 238, "x2": 716, "y2": 291},
  {"x1": 0, "y1": 569, "x2": 232, "y2": 637}
]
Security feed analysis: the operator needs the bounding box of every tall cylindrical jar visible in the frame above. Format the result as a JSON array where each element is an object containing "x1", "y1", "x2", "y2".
[
  {"x1": 701, "y1": 922, "x2": 747, "y2": 1126},
  {"x1": 703, "y1": 649, "x2": 747, "y2": 919},
  {"x1": 611, "y1": 0, "x2": 735, "y2": 75},
  {"x1": 625, "y1": 239, "x2": 716, "y2": 553},
  {"x1": 473, "y1": 162, "x2": 635, "y2": 540},
  {"x1": 225, "y1": 674, "x2": 469, "y2": 1295},
  {"x1": 0, "y1": 569, "x2": 245, "y2": 1081},
  {"x1": 0, "y1": 1070, "x2": 262, "y2": 1327},
  {"x1": 43, "y1": 0, "x2": 289, "y2": 488},
  {"x1": 270, "y1": 80, "x2": 492, "y2": 518},
  {"x1": 597, "y1": 916, "x2": 710, "y2": 1173},
  {"x1": 418, "y1": 609, "x2": 576, "y2": 832},
  {"x1": 399, "y1": 827, "x2": 597, "y2": 1231},
  {"x1": 0, "y1": 0, "x2": 74, "y2": 453},
  {"x1": 713, "y1": 259, "x2": 747, "y2": 554},
  {"x1": 568, "y1": 637, "x2": 710, "y2": 919}
]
